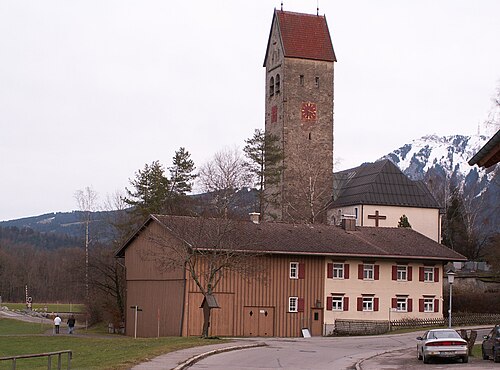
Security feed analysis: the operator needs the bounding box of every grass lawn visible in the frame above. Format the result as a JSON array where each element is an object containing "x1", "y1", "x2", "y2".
[
  {"x1": 0, "y1": 318, "x2": 225, "y2": 370},
  {"x1": 2, "y1": 302, "x2": 85, "y2": 313}
]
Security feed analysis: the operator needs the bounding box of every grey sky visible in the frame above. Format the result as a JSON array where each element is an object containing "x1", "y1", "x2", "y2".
[{"x1": 1, "y1": 0, "x2": 499, "y2": 221}]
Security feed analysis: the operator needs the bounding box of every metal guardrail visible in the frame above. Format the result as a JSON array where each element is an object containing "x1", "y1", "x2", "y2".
[{"x1": 0, "y1": 350, "x2": 72, "y2": 370}]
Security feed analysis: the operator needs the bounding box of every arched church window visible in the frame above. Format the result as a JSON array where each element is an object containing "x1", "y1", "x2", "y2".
[
  {"x1": 315, "y1": 76, "x2": 320, "y2": 88},
  {"x1": 270, "y1": 77, "x2": 275, "y2": 97},
  {"x1": 275, "y1": 74, "x2": 281, "y2": 93}
]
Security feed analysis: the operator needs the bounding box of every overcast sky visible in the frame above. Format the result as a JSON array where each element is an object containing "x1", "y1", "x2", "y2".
[{"x1": 1, "y1": 0, "x2": 499, "y2": 221}]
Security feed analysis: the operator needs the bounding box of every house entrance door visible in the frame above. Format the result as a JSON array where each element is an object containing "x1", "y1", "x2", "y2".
[{"x1": 310, "y1": 308, "x2": 323, "y2": 336}]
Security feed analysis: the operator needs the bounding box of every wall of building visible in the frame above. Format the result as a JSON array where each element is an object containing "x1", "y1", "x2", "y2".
[
  {"x1": 323, "y1": 259, "x2": 443, "y2": 334},
  {"x1": 329, "y1": 204, "x2": 441, "y2": 242}
]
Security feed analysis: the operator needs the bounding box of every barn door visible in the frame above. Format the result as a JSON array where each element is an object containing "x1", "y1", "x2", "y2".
[{"x1": 243, "y1": 306, "x2": 274, "y2": 337}]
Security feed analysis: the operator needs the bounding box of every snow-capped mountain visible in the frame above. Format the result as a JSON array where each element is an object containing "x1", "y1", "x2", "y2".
[{"x1": 382, "y1": 131, "x2": 499, "y2": 235}]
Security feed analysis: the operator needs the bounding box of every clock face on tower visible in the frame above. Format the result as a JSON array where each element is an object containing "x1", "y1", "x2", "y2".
[{"x1": 301, "y1": 102, "x2": 317, "y2": 121}]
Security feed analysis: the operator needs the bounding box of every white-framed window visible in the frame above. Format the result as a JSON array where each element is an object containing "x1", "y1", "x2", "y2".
[
  {"x1": 424, "y1": 298, "x2": 434, "y2": 312},
  {"x1": 288, "y1": 297, "x2": 298, "y2": 312},
  {"x1": 333, "y1": 263, "x2": 344, "y2": 279},
  {"x1": 423, "y1": 267, "x2": 434, "y2": 282},
  {"x1": 363, "y1": 264, "x2": 374, "y2": 280},
  {"x1": 396, "y1": 297, "x2": 408, "y2": 312},
  {"x1": 290, "y1": 262, "x2": 298, "y2": 279},
  {"x1": 397, "y1": 266, "x2": 408, "y2": 281},
  {"x1": 363, "y1": 297, "x2": 374, "y2": 311},
  {"x1": 332, "y1": 296, "x2": 344, "y2": 311}
]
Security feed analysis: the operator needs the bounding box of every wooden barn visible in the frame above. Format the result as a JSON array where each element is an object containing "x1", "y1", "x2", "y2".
[{"x1": 115, "y1": 215, "x2": 465, "y2": 338}]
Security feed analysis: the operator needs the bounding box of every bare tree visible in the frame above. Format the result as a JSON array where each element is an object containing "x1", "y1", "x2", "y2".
[
  {"x1": 146, "y1": 216, "x2": 264, "y2": 338},
  {"x1": 198, "y1": 147, "x2": 251, "y2": 218}
]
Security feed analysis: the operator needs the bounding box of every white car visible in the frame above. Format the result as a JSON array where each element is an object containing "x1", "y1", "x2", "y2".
[{"x1": 417, "y1": 329, "x2": 468, "y2": 364}]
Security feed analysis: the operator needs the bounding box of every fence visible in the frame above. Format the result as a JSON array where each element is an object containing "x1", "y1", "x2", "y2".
[
  {"x1": 390, "y1": 313, "x2": 500, "y2": 330},
  {"x1": 0, "y1": 350, "x2": 72, "y2": 370}
]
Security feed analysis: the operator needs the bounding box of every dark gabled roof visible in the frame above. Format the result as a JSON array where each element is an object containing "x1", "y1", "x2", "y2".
[
  {"x1": 468, "y1": 129, "x2": 500, "y2": 169},
  {"x1": 329, "y1": 160, "x2": 440, "y2": 209},
  {"x1": 116, "y1": 214, "x2": 465, "y2": 262},
  {"x1": 264, "y1": 10, "x2": 336, "y2": 66}
]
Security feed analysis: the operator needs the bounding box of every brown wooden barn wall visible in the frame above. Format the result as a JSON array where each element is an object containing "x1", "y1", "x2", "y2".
[
  {"x1": 124, "y1": 222, "x2": 186, "y2": 337},
  {"x1": 182, "y1": 254, "x2": 325, "y2": 337}
]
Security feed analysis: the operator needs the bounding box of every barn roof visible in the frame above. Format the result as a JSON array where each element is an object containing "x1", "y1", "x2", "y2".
[
  {"x1": 329, "y1": 159, "x2": 440, "y2": 209},
  {"x1": 116, "y1": 214, "x2": 465, "y2": 262},
  {"x1": 263, "y1": 10, "x2": 336, "y2": 66}
]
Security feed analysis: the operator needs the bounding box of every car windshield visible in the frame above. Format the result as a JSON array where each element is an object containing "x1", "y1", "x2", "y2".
[{"x1": 428, "y1": 330, "x2": 461, "y2": 339}]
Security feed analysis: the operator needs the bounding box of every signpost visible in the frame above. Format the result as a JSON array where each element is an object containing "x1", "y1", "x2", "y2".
[{"x1": 130, "y1": 305, "x2": 142, "y2": 339}]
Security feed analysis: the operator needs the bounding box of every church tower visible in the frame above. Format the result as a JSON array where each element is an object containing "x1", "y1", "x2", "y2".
[{"x1": 263, "y1": 9, "x2": 336, "y2": 223}]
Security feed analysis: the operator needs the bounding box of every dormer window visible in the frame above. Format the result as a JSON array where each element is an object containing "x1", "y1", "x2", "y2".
[
  {"x1": 270, "y1": 77, "x2": 275, "y2": 97},
  {"x1": 275, "y1": 74, "x2": 281, "y2": 93}
]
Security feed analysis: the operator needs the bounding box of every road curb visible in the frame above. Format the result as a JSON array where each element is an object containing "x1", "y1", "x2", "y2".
[{"x1": 172, "y1": 342, "x2": 267, "y2": 370}]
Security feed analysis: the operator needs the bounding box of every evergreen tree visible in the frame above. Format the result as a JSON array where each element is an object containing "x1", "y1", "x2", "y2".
[
  {"x1": 243, "y1": 129, "x2": 283, "y2": 219},
  {"x1": 165, "y1": 147, "x2": 197, "y2": 214},
  {"x1": 397, "y1": 214, "x2": 412, "y2": 228},
  {"x1": 123, "y1": 161, "x2": 170, "y2": 219}
]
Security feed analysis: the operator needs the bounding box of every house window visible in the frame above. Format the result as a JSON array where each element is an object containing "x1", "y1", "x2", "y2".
[
  {"x1": 364, "y1": 264, "x2": 374, "y2": 280},
  {"x1": 333, "y1": 263, "x2": 344, "y2": 279},
  {"x1": 397, "y1": 266, "x2": 407, "y2": 281},
  {"x1": 269, "y1": 77, "x2": 274, "y2": 97},
  {"x1": 332, "y1": 296, "x2": 344, "y2": 311},
  {"x1": 299, "y1": 74, "x2": 304, "y2": 86},
  {"x1": 396, "y1": 297, "x2": 408, "y2": 312},
  {"x1": 424, "y1": 267, "x2": 434, "y2": 282},
  {"x1": 275, "y1": 74, "x2": 281, "y2": 93},
  {"x1": 363, "y1": 297, "x2": 374, "y2": 311},
  {"x1": 315, "y1": 76, "x2": 319, "y2": 87},
  {"x1": 424, "y1": 298, "x2": 434, "y2": 312},
  {"x1": 290, "y1": 262, "x2": 298, "y2": 279},
  {"x1": 288, "y1": 297, "x2": 300, "y2": 312},
  {"x1": 354, "y1": 207, "x2": 358, "y2": 220}
]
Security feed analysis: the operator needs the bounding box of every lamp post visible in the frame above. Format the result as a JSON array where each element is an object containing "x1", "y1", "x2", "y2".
[{"x1": 447, "y1": 270, "x2": 455, "y2": 328}]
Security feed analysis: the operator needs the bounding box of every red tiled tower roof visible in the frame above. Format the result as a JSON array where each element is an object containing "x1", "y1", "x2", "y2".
[{"x1": 264, "y1": 10, "x2": 336, "y2": 65}]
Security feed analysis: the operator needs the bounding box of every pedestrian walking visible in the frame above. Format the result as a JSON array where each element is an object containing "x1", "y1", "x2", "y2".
[
  {"x1": 54, "y1": 314, "x2": 61, "y2": 334},
  {"x1": 67, "y1": 315, "x2": 76, "y2": 334}
]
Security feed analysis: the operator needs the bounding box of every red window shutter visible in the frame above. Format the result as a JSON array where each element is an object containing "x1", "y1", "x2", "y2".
[
  {"x1": 408, "y1": 298, "x2": 413, "y2": 312},
  {"x1": 419, "y1": 267, "x2": 424, "y2": 282},
  {"x1": 374, "y1": 265, "x2": 380, "y2": 280},
  {"x1": 298, "y1": 263, "x2": 305, "y2": 279},
  {"x1": 374, "y1": 297, "x2": 379, "y2": 311},
  {"x1": 357, "y1": 297, "x2": 363, "y2": 311},
  {"x1": 344, "y1": 264, "x2": 350, "y2": 279},
  {"x1": 358, "y1": 264, "x2": 363, "y2": 279},
  {"x1": 326, "y1": 296, "x2": 333, "y2": 310},
  {"x1": 434, "y1": 299, "x2": 439, "y2": 312},
  {"x1": 391, "y1": 298, "x2": 397, "y2": 309},
  {"x1": 343, "y1": 297, "x2": 349, "y2": 311},
  {"x1": 392, "y1": 266, "x2": 397, "y2": 281},
  {"x1": 408, "y1": 266, "x2": 413, "y2": 281},
  {"x1": 298, "y1": 298, "x2": 305, "y2": 312},
  {"x1": 419, "y1": 299, "x2": 424, "y2": 312},
  {"x1": 327, "y1": 263, "x2": 333, "y2": 279},
  {"x1": 434, "y1": 267, "x2": 439, "y2": 282}
]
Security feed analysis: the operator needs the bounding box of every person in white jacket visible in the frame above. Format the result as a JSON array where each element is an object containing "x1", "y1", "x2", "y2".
[{"x1": 54, "y1": 314, "x2": 61, "y2": 334}]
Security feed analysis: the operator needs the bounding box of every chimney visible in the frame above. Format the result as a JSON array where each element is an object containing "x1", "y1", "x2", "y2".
[
  {"x1": 249, "y1": 212, "x2": 260, "y2": 224},
  {"x1": 342, "y1": 218, "x2": 356, "y2": 231}
]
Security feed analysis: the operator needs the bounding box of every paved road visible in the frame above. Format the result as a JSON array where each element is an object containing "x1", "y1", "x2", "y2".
[{"x1": 190, "y1": 328, "x2": 494, "y2": 370}]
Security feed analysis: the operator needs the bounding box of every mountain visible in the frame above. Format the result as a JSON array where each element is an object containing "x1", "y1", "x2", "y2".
[{"x1": 381, "y1": 131, "x2": 500, "y2": 235}]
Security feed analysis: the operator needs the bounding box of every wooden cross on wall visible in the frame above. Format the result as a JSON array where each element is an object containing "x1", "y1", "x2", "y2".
[{"x1": 367, "y1": 210, "x2": 387, "y2": 227}]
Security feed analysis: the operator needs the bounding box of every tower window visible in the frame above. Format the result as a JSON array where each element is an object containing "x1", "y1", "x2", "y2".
[
  {"x1": 269, "y1": 77, "x2": 275, "y2": 97},
  {"x1": 315, "y1": 76, "x2": 320, "y2": 88},
  {"x1": 275, "y1": 74, "x2": 280, "y2": 93},
  {"x1": 299, "y1": 75, "x2": 304, "y2": 86}
]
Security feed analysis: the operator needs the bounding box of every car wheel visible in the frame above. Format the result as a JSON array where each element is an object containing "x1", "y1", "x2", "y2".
[
  {"x1": 462, "y1": 355, "x2": 468, "y2": 363},
  {"x1": 494, "y1": 348, "x2": 500, "y2": 363},
  {"x1": 423, "y1": 353, "x2": 430, "y2": 364}
]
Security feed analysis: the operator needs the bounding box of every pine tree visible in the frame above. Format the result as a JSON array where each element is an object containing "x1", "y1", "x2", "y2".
[
  {"x1": 243, "y1": 129, "x2": 283, "y2": 219},
  {"x1": 397, "y1": 214, "x2": 412, "y2": 228},
  {"x1": 166, "y1": 147, "x2": 197, "y2": 214}
]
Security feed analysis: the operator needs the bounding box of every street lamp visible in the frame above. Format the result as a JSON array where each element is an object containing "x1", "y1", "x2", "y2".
[{"x1": 447, "y1": 270, "x2": 456, "y2": 328}]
